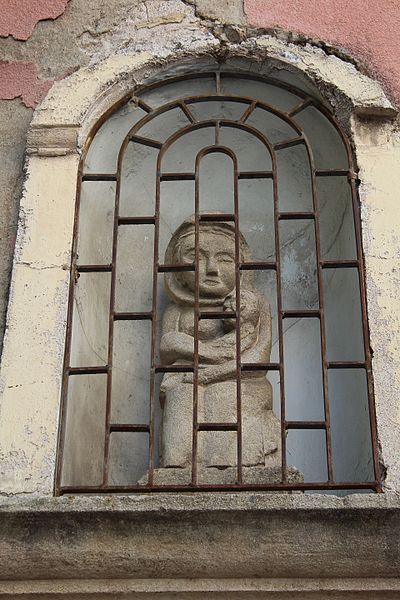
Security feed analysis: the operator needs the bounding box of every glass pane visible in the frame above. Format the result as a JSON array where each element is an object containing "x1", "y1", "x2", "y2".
[
  {"x1": 284, "y1": 318, "x2": 324, "y2": 421},
  {"x1": 287, "y1": 429, "x2": 327, "y2": 483},
  {"x1": 61, "y1": 374, "x2": 107, "y2": 486},
  {"x1": 161, "y1": 126, "x2": 214, "y2": 173},
  {"x1": 221, "y1": 76, "x2": 302, "y2": 113},
  {"x1": 253, "y1": 270, "x2": 278, "y2": 363},
  {"x1": 70, "y1": 272, "x2": 110, "y2": 367},
  {"x1": 294, "y1": 106, "x2": 348, "y2": 170},
  {"x1": 199, "y1": 152, "x2": 234, "y2": 214},
  {"x1": 119, "y1": 141, "x2": 158, "y2": 217},
  {"x1": 139, "y1": 76, "x2": 216, "y2": 108},
  {"x1": 138, "y1": 107, "x2": 190, "y2": 143},
  {"x1": 219, "y1": 126, "x2": 272, "y2": 171},
  {"x1": 115, "y1": 224, "x2": 154, "y2": 312},
  {"x1": 108, "y1": 432, "x2": 149, "y2": 485},
  {"x1": 329, "y1": 369, "x2": 374, "y2": 482},
  {"x1": 187, "y1": 99, "x2": 247, "y2": 121},
  {"x1": 276, "y1": 145, "x2": 312, "y2": 212},
  {"x1": 84, "y1": 102, "x2": 147, "y2": 174},
  {"x1": 318, "y1": 176, "x2": 357, "y2": 261},
  {"x1": 323, "y1": 268, "x2": 364, "y2": 362},
  {"x1": 111, "y1": 320, "x2": 151, "y2": 424},
  {"x1": 246, "y1": 106, "x2": 296, "y2": 144},
  {"x1": 158, "y1": 180, "x2": 195, "y2": 263},
  {"x1": 77, "y1": 181, "x2": 115, "y2": 265},
  {"x1": 238, "y1": 179, "x2": 275, "y2": 262},
  {"x1": 280, "y1": 219, "x2": 318, "y2": 310}
]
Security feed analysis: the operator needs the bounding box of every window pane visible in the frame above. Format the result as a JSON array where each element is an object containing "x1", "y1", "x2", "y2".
[
  {"x1": 238, "y1": 178, "x2": 275, "y2": 262},
  {"x1": 221, "y1": 76, "x2": 302, "y2": 113},
  {"x1": 108, "y1": 432, "x2": 149, "y2": 486},
  {"x1": 77, "y1": 181, "x2": 115, "y2": 266},
  {"x1": 287, "y1": 429, "x2": 327, "y2": 483},
  {"x1": 318, "y1": 176, "x2": 357, "y2": 261},
  {"x1": 119, "y1": 141, "x2": 158, "y2": 217},
  {"x1": 276, "y1": 144, "x2": 312, "y2": 212},
  {"x1": 247, "y1": 106, "x2": 297, "y2": 144}
]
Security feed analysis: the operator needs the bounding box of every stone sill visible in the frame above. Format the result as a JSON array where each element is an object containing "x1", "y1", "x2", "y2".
[{"x1": 0, "y1": 493, "x2": 400, "y2": 597}]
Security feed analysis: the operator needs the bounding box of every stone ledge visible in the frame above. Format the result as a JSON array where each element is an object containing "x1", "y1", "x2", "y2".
[{"x1": 0, "y1": 492, "x2": 399, "y2": 586}]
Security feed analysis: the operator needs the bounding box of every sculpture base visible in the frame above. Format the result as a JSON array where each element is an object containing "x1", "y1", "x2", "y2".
[{"x1": 139, "y1": 465, "x2": 303, "y2": 489}]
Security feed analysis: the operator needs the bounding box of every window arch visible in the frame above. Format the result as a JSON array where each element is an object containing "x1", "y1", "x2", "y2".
[{"x1": 57, "y1": 70, "x2": 380, "y2": 494}]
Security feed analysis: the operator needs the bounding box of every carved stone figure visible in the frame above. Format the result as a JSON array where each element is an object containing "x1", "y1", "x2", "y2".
[{"x1": 157, "y1": 214, "x2": 284, "y2": 484}]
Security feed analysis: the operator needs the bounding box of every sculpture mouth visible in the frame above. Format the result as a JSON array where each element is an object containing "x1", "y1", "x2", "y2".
[{"x1": 203, "y1": 279, "x2": 220, "y2": 286}]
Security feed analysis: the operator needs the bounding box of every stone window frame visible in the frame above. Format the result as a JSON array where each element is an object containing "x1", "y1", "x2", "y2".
[{"x1": 0, "y1": 40, "x2": 398, "y2": 498}]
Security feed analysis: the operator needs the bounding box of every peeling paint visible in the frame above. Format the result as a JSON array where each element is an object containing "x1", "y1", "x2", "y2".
[
  {"x1": 0, "y1": 61, "x2": 53, "y2": 108},
  {"x1": 0, "y1": 0, "x2": 70, "y2": 41}
]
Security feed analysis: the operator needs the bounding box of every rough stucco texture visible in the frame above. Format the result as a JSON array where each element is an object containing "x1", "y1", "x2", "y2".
[
  {"x1": 0, "y1": 0, "x2": 70, "y2": 41},
  {"x1": 0, "y1": 62, "x2": 54, "y2": 108},
  {"x1": 245, "y1": 0, "x2": 400, "y2": 105}
]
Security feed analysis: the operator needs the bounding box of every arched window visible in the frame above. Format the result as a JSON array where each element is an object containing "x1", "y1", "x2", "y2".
[{"x1": 57, "y1": 70, "x2": 380, "y2": 494}]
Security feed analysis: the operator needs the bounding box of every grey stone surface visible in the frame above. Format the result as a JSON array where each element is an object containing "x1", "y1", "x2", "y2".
[{"x1": 0, "y1": 493, "x2": 399, "y2": 582}]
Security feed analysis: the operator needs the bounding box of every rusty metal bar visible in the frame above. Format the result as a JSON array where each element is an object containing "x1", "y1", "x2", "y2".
[
  {"x1": 321, "y1": 260, "x2": 359, "y2": 269},
  {"x1": 160, "y1": 173, "x2": 196, "y2": 181},
  {"x1": 158, "y1": 263, "x2": 195, "y2": 273},
  {"x1": 285, "y1": 421, "x2": 327, "y2": 430},
  {"x1": 287, "y1": 97, "x2": 313, "y2": 117},
  {"x1": 199, "y1": 213, "x2": 235, "y2": 222},
  {"x1": 130, "y1": 135, "x2": 163, "y2": 149},
  {"x1": 215, "y1": 71, "x2": 221, "y2": 95},
  {"x1": 110, "y1": 424, "x2": 150, "y2": 433},
  {"x1": 76, "y1": 264, "x2": 112, "y2": 273},
  {"x1": 274, "y1": 136, "x2": 304, "y2": 151},
  {"x1": 239, "y1": 100, "x2": 257, "y2": 124},
  {"x1": 155, "y1": 364, "x2": 195, "y2": 373},
  {"x1": 282, "y1": 309, "x2": 320, "y2": 319},
  {"x1": 199, "y1": 311, "x2": 236, "y2": 320},
  {"x1": 118, "y1": 216, "x2": 155, "y2": 225},
  {"x1": 238, "y1": 171, "x2": 273, "y2": 179},
  {"x1": 113, "y1": 312, "x2": 152, "y2": 321},
  {"x1": 198, "y1": 423, "x2": 238, "y2": 432},
  {"x1": 315, "y1": 169, "x2": 351, "y2": 177},
  {"x1": 82, "y1": 173, "x2": 117, "y2": 182},
  {"x1": 192, "y1": 156, "x2": 201, "y2": 486},
  {"x1": 328, "y1": 361, "x2": 366, "y2": 369},
  {"x1": 241, "y1": 362, "x2": 280, "y2": 371},
  {"x1": 305, "y1": 138, "x2": 334, "y2": 483},
  {"x1": 180, "y1": 101, "x2": 197, "y2": 123},
  {"x1": 278, "y1": 212, "x2": 315, "y2": 220},
  {"x1": 240, "y1": 261, "x2": 276, "y2": 271},
  {"x1": 59, "y1": 480, "x2": 379, "y2": 494},
  {"x1": 68, "y1": 366, "x2": 109, "y2": 375}
]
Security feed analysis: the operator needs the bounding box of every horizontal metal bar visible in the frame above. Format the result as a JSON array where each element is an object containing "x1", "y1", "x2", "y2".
[
  {"x1": 274, "y1": 136, "x2": 304, "y2": 151},
  {"x1": 118, "y1": 216, "x2": 155, "y2": 225},
  {"x1": 110, "y1": 424, "x2": 150, "y2": 433},
  {"x1": 285, "y1": 421, "x2": 327, "y2": 430},
  {"x1": 199, "y1": 311, "x2": 236, "y2": 320},
  {"x1": 241, "y1": 362, "x2": 280, "y2": 371},
  {"x1": 129, "y1": 135, "x2": 162, "y2": 149},
  {"x1": 59, "y1": 481, "x2": 380, "y2": 494},
  {"x1": 76, "y1": 264, "x2": 112, "y2": 273},
  {"x1": 278, "y1": 212, "x2": 315, "y2": 220},
  {"x1": 238, "y1": 171, "x2": 273, "y2": 179},
  {"x1": 160, "y1": 172, "x2": 196, "y2": 181},
  {"x1": 199, "y1": 213, "x2": 235, "y2": 222},
  {"x1": 321, "y1": 260, "x2": 359, "y2": 269},
  {"x1": 197, "y1": 423, "x2": 238, "y2": 431},
  {"x1": 114, "y1": 312, "x2": 152, "y2": 321},
  {"x1": 82, "y1": 173, "x2": 117, "y2": 182},
  {"x1": 68, "y1": 366, "x2": 109, "y2": 375},
  {"x1": 155, "y1": 365, "x2": 194, "y2": 373},
  {"x1": 315, "y1": 169, "x2": 351, "y2": 177},
  {"x1": 327, "y1": 361, "x2": 366, "y2": 369},
  {"x1": 240, "y1": 262, "x2": 276, "y2": 271},
  {"x1": 282, "y1": 310, "x2": 320, "y2": 319},
  {"x1": 158, "y1": 263, "x2": 195, "y2": 273}
]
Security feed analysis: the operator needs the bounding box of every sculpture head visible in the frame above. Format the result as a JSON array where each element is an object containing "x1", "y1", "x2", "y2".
[{"x1": 164, "y1": 214, "x2": 253, "y2": 306}]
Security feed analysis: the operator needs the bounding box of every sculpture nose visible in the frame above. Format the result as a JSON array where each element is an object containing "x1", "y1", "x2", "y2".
[{"x1": 206, "y1": 254, "x2": 219, "y2": 275}]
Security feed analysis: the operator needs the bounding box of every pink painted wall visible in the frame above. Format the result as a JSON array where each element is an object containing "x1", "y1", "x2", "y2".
[
  {"x1": 0, "y1": 0, "x2": 70, "y2": 41},
  {"x1": 245, "y1": 0, "x2": 400, "y2": 105}
]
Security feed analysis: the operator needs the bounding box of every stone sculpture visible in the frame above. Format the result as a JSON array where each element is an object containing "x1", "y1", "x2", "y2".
[{"x1": 155, "y1": 214, "x2": 286, "y2": 484}]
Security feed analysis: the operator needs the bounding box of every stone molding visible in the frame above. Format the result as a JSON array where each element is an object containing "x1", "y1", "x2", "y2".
[{"x1": 0, "y1": 493, "x2": 399, "y2": 597}]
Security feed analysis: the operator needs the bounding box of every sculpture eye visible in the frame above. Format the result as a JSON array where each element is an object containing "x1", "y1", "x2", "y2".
[{"x1": 217, "y1": 252, "x2": 235, "y2": 263}]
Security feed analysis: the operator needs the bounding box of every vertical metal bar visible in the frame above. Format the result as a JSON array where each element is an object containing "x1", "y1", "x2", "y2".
[
  {"x1": 306, "y1": 142, "x2": 334, "y2": 482},
  {"x1": 233, "y1": 155, "x2": 243, "y2": 484},
  {"x1": 55, "y1": 163, "x2": 84, "y2": 494},
  {"x1": 272, "y1": 154, "x2": 287, "y2": 482},
  {"x1": 102, "y1": 149, "x2": 122, "y2": 487},
  {"x1": 348, "y1": 173, "x2": 381, "y2": 489},
  {"x1": 215, "y1": 120, "x2": 220, "y2": 146},
  {"x1": 192, "y1": 160, "x2": 200, "y2": 485},
  {"x1": 215, "y1": 72, "x2": 221, "y2": 95}
]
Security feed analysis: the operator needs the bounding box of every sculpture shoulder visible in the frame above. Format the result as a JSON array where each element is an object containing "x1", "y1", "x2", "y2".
[{"x1": 161, "y1": 302, "x2": 181, "y2": 334}]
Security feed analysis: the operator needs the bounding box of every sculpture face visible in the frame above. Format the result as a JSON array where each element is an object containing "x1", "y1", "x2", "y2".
[{"x1": 178, "y1": 232, "x2": 236, "y2": 299}]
